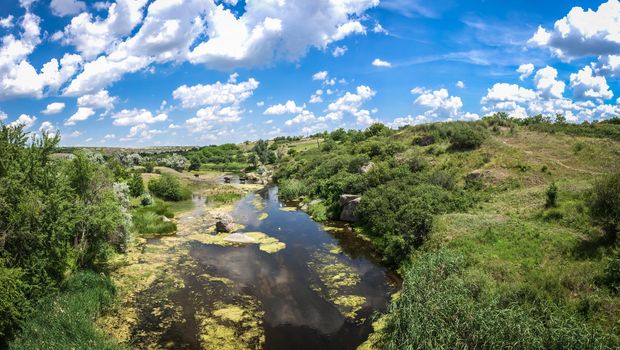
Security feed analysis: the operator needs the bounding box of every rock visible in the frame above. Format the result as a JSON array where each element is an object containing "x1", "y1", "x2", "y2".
[
  {"x1": 215, "y1": 213, "x2": 235, "y2": 233},
  {"x1": 339, "y1": 194, "x2": 361, "y2": 222},
  {"x1": 359, "y1": 162, "x2": 375, "y2": 174},
  {"x1": 224, "y1": 232, "x2": 256, "y2": 244},
  {"x1": 162, "y1": 216, "x2": 172, "y2": 223}
]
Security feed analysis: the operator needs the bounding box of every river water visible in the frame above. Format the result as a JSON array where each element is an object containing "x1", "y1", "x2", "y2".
[{"x1": 119, "y1": 186, "x2": 399, "y2": 350}]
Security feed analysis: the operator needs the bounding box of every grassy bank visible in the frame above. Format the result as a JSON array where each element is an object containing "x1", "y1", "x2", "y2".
[
  {"x1": 9, "y1": 271, "x2": 126, "y2": 350},
  {"x1": 273, "y1": 118, "x2": 620, "y2": 348}
]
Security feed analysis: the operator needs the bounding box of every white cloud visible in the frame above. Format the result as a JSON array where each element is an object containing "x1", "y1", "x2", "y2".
[
  {"x1": 570, "y1": 65, "x2": 613, "y2": 100},
  {"x1": 0, "y1": 111, "x2": 7, "y2": 121},
  {"x1": 481, "y1": 83, "x2": 537, "y2": 104},
  {"x1": 310, "y1": 89, "x2": 324, "y2": 103},
  {"x1": 456, "y1": 81, "x2": 465, "y2": 89},
  {"x1": 533, "y1": 66, "x2": 565, "y2": 99},
  {"x1": 0, "y1": 15, "x2": 14, "y2": 28},
  {"x1": 372, "y1": 58, "x2": 392, "y2": 67},
  {"x1": 326, "y1": 85, "x2": 377, "y2": 125},
  {"x1": 50, "y1": 0, "x2": 87, "y2": 17},
  {"x1": 517, "y1": 63, "x2": 534, "y2": 80},
  {"x1": 77, "y1": 90, "x2": 117, "y2": 110},
  {"x1": 285, "y1": 110, "x2": 316, "y2": 126},
  {"x1": 264, "y1": 100, "x2": 304, "y2": 115},
  {"x1": 373, "y1": 23, "x2": 387, "y2": 34},
  {"x1": 65, "y1": 107, "x2": 95, "y2": 125},
  {"x1": 188, "y1": 1, "x2": 378, "y2": 69},
  {"x1": 593, "y1": 54, "x2": 620, "y2": 77},
  {"x1": 414, "y1": 88, "x2": 463, "y2": 118},
  {"x1": 10, "y1": 114, "x2": 37, "y2": 129},
  {"x1": 527, "y1": 0, "x2": 620, "y2": 60},
  {"x1": 112, "y1": 108, "x2": 168, "y2": 126},
  {"x1": 185, "y1": 106, "x2": 243, "y2": 131},
  {"x1": 54, "y1": 0, "x2": 148, "y2": 59},
  {"x1": 42, "y1": 102, "x2": 66, "y2": 115},
  {"x1": 39, "y1": 121, "x2": 57, "y2": 135},
  {"x1": 172, "y1": 75, "x2": 259, "y2": 108},
  {"x1": 389, "y1": 114, "x2": 428, "y2": 128},
  {"x1": 104, "y1": 133, "x2": 116, "y2": 139},
  {"x1": 313, "y1": 71, "x2": 329, "y2": 81},
  {"x1": 332, "y1": 46, "x2": 348, "y2": 57}
]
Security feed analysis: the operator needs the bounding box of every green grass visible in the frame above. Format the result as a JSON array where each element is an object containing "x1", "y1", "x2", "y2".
[
  {"x1": 9, "y1": 271, "x2": 127, "y2": 350},
  {"x1": 206, "y1": 191, "x2": 244, "y2": 205},
  {"x1": 200, "y1": 162, "x2": 248, "y2": 172},
  {"x1": 132, "y1": 200, "x2": 177, "y2": 235}
]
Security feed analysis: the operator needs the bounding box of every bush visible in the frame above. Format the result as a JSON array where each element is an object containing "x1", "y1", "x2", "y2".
[
  {"x1": 546, "y1": 182, "x2": 558, "y2": 208},
  {"x1": 278, "y1": 179, "x2": 308, "y2": 200},
  {"x1": 0, "y1": 263, "x2": 28, "y2": 343},
  {"x1": 447, "y1": 123, "x2": 487, "y2": 150},
  {"x1": 598, "y1": 249, "x2": 620, "y2": 294},
  {"x1": 148, "y1": 174, "x2": 191, "y2": 201},
  {"x1": 140, "y1": 193, "x2": 153, "y2": 206},
  {"x1": 128, "y1": 172, "x2": 144, "y2": 197},
  {"x1": 589, "y1": 172, "x2": 620, "y2": 242},
  {"x1": 132, "y1": 209, "x2": 177, "y2": 235}
]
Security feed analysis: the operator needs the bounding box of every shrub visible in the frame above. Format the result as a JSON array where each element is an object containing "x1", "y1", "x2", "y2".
[
  {"x1": 588, "y1": 172, "x2": 620, "y2": 242},
  {"x1": 429, "y1": 170, "x2": 456, "y2": 190},
  {"x1": 546, "y1": 182, "x2": 558, "y2": 208},
  {"x1": 128, "y1": 172, "x2": 144, "y2": 197},
  {"x1": 148, "y1": 174, "x2": 191, "y2": 201},
  {"x1": 278, "y1": 179, "x2": 308, "y2": 200},
  {"x1": 598, "y1": 249, "x2": 620, "y2": 294},
  {"x1": 132, "y1": 210, "x2": 176, "y2": 235},
  {"x1": 140, "y1": 193, "x2": 153, "y2": 206},
  {"x1": 0, "y1": 263, "x2": 28, "y2": 343},
  {"x1": 447, "y1": 123, "x2": 487, "y2": 150}
]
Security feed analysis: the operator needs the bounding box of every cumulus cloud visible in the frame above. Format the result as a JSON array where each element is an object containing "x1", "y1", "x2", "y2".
[
  {"x1": 264, "y1": 100, "x2": 304, "y2": 115},
  {"x1": 39, "y1": 121, "x2": 57, "y2": 136},
  {"x1": 285, "y1": 110, "x2": 316, "y2": 126},
  {"x1": 332, "y1": 46, "x2": 348, "y2": 57},
  {"x1": 372, "y1": 58, "x2": 392, "y2": 67},
  {"x1": 77, "y1": 90, "x2": 117, "y2": 110},
  {"x1": 310, "y1": 89, "x2": 324, "y2": 103},
  {"x1": 172, "y1": 74, "x2": 259, "y2": 108},
  {"x1": 593, "y1": 54, "x2": 620, "y2": 77},
  {"x1": 456, "y1": 81, "x2": 465, "y2": 89},
  {"x1": 0, "y1": 15, "x2": 14, "y2": 28},
  {"x1": 326, "y1": 85, "x2": 377, "y2": 125},
  {"x1": 312, "y1": 71, "x2": 329, "y2": 81},
  {"x1": 9, "y1": 114, "x2": 37, "y2": 129},
  {"x1": 42, "y1": 102, "x2": 66, "y2": 115},
  {"x1": 0, "y1": 111, "x2": 7, "y2": 121},
  {"x1": 413, "y1": 88, "x2": 463, "y2": 118},
  {"x1": 570, "y1": 65, "x2": 613, "y2": 100},
  {"x1": 112, "y1": 108, "x2": 168, "y2": 126},
  {"x1": 65, "y1": 107, "x2": 95, "y2": 125},
  {"x1": 50, "y1": 0, "x2": 87, "y2": 17},
  {"x1": 517, "y1": 63, "x2": 534, "y2": 80},
  {"x1": 389, "y1": 114, "x2": 428, "y2": 128},
  {"x1": 533, "y1": 66, "x2": 565, "y2": 99},
  {"x1": 527, "y1": 0, "x2": 620, "y2": 60},
  {"x1": 188, "y1": 0, "x2": 377, "y2": 69}
]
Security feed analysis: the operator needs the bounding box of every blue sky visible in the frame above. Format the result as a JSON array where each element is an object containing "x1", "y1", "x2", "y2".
[{"x1": 0, "y1": 0, "x2": 619, "y2": 146}]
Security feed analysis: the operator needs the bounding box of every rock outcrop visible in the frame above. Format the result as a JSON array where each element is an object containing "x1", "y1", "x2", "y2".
[
  {"x1": 215, "y1": 213, "x2": 235, "y2": 233},
  {"x1": 339, "y1": 194, "x2": 361, "y2": 222}
]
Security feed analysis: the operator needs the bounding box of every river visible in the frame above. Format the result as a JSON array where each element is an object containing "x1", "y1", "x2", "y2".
[{"x1": 102, "y1": 186, "x2": 399, "y2": 350}]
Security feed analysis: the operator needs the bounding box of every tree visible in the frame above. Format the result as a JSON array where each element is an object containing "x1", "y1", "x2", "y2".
[
  {"x1": 188, "y1": 156, "x2": 201, "y2": 171},
  {"x1": 128, "y1": 172, "x2": 144, "y2": 197},
  {"x1": 589, "y1": 172, "x2": 620, "y2": 243},
  {"x1": 545, "y1": 182, "x2": 558, "y2": 208}
]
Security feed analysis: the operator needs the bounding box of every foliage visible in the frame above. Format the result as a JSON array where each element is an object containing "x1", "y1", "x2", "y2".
[
  {"x1": 278, "y1": 179, "x2": 308, "y2": 200},
  {"x1": 0, "y1": 123, "x2": 129, "y2": 344},
  {"x1": 158, "y1": 154, "x2": 188, "y2": 171},
  {"x1": 206, "y1": 189, "x2": 244, "y2": 205},
  {"x1": 132, "y1": 208, "x2": 176, "y2": 235},
  {"x1": 380, "y1": 250, "x2": 616, "y2": 350},
  {"x1": 445, "y1": 123, "x2": 488, "y2": 150},
  {"x1": 9, "y1": 271, "x2": 126, "y2": 350},
  {"x1": 546, "y1": 182, "x2": 558, "y2": 208},
  {"x1": 589, "y1": 172, "x2": 620, "y2": 242},
  {"x1": 252, "y1": 139, "x2": 276, "y2": 164},
  {"x1": 127, "y1": 172, "x2": 144, "y2": 197},
  {"x1": 598, "y1": 249, "x2": 620, "y2": 294},
  {"x1": 147, "y1": 174, "x2": 191, "y2": 201}
]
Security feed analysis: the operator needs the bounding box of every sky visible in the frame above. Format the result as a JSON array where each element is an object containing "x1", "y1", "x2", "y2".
[{"x1": 0, "y1": 0, "x2": 619, "y2": 146}]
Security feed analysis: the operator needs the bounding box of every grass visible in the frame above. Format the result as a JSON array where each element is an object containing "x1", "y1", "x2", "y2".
[
  {"x1": 205, "y1": 186, "x2": 245, "y2": 206},
  {"x1": 132, "y1": 200, "x2": 177, "y2": 235},
  {"x1": 9, "y1": 271, "x2": 127, "y2": 350}
]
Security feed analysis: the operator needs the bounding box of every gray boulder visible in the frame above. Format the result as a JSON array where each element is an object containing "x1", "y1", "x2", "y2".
[
  {"x1": 215, "y1": 213, "x2": 235, "y2": 233},
  {"x1": 339, "y1": 194, "x2": 361, "y2": 222},
  {"x1": 360, "y1": 162, "x2": 375, "y2": 174}
]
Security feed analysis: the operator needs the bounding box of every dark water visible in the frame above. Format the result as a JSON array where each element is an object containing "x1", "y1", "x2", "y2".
[{"x1": 135, "y1": 187, "x2": 399, "y2": 350}]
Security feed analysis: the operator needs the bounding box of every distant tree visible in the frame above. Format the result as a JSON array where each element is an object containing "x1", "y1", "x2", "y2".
[
  {"x1": 188, "y1": 156, "x2": 201, "y2": 171},
  {"x1": 128, "y1": 172, "x2": 144, "y2": 197}
]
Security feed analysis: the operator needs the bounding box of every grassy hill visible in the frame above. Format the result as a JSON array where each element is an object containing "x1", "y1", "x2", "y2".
[{"x1": 273, "y1": 117, "x2": 620, "y2": 349}]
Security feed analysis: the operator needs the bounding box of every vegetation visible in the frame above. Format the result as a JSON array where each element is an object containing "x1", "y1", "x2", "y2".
[
  {"x1": 275, "y1": 116, "x2": 620, "y2": 347},
  {"x1": 9, "y1": 271, "x2": 125, "y2": 350},
  {"x1": 147, "y1": 174, "x2": 192, "y2": 201},
  {"x1": 0, "y1": 124, "x2": 130, "y2": 345}
]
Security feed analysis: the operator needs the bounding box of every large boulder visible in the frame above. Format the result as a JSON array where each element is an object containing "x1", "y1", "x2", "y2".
[
  {"x1": 215, "y1": 213, "x2": 235, "y2": 233},
  {"x1": 339, "y1": 194, "x2": 361, "y2": 222},
  {"x1": 359, "y1": 162, "x2": 375, "y2": 174}
]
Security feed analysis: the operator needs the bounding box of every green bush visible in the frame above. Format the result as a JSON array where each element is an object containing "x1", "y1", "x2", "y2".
[
  {"x1": 447, "y1": 123, "x2": 487, "y2": 150},
  {"x1": 546, "y1": 182, "x2": 558, "y2": 208},
  {"x1": 0, "y1": 263, "x2": 28, "y2": 343},
  {"x1": 598, "y1": 249, "x2": 620, "y2": 294},
  {"x1": 380, "y1": 250, "x2": 616, "y2": 350},
  {"x1": 589, "y1": 172, "x2": 620, "y2": 242},
  {"x1": 207, "y1": 191, "x2": 244, "y2": 205},
  {"x1": 132, "y1": 209, "x2": 176, "y2": 235},
  {"x1": 9, "y1": 271, "x2": 126, "y2": 350},
  {"x1": 278, "y1": 179, "x2": 308, "y2": 200},
  {"x1": 128, "y1": 172, "x2": 144, "y2": 197},
  {"x1": 148, "y1": 174, "x2": 191, "y2": 201}
]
